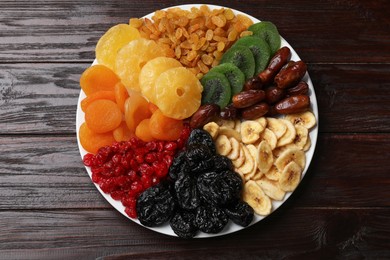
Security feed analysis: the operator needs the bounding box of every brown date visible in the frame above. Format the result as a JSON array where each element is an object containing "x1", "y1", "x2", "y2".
[
  {"x1": 265, "y1": 86, "x2": 286, "y2": 104},
  {"x1": 232, "y1": 89, "x2": 265, "y2": 109},
  {"x1": 241, "y1": 102, "x2": 269, "y2": 120},
  {"x1": 258, "y1": 46, "x2": 291, "y2": 86},
  {"x1": 286, "y1": 81, "x2": 309, "y2": 96},
  {"x1": 190, "y1": 104, "x2": 220, "y2": 128},
  {"x1": 274, "y1": 60, "x2": 307, "y2": 89},
  {"x1": 243, "y1": 76, "x2": 263, "y2": 90},
  {"x1": 219, "y1": 104, "x2": 238, "y2": 120},
  {"x1": 275, "y1": 94, "x2": 310, "y2": 114}
]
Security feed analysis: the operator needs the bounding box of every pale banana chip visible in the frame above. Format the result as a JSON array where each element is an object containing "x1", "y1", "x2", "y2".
[
  {"x1": 241, "y1": 120, "x2": 264, "y2": 144},
  {"x1": 238, "y1": 144, "x2": 254, "y2": 175},
  {"x1": 266, "y1": 117, "x2": 287, "y2": 139},
  {"x1": 292, "y1": 125, "x2": 308, "y2": 150},
  {"x1": 255, "y1": 117, "x2": 267, "y2": 129},
  {"x1": 303, "y1": 134, "x2": 311, "y2": 151},
  {"x1": 232, "y1": 144, "x2": 245, "y2": 168},
  {"x1": 256, "y1": 177, "x2": 286, "y2": 201},
  {"x1": 234, "y1": 119, "x2": 241, "y2": 133},
  {"x1": 244, "y1": 144, "x2": 258, "y2": 180},
  {"x1": 258, "y1": 128, "x2": 277, "y2": 150},
  {"x1": 203, "y1": 122, "x2": 219, "y2": 140},
  {"x1": 279, "y1": 161, "x2": 302, "y2": 192},
  {"x1": 277, "y1": 119, "x2": 297, "y2": 147},
  {"x1": 215, "y1": 135, "x2": 232, "y2": 156},
  {"x1": 274, "y1": 147, "x2": 306, "y2": 172},
  {"x1": 219, "y1": 126, "x2": 241, "y2": 142},
  {"x1": 285, "y1": 111, "x2": 316, "y2": 130},
  {"x1": 243, "y1": 180, "x2": 272, "y2": 216},
  {"x1": 257, "y1": 140, "x2": 273, "y2": 173},
  {"x1": 227, "y1": 137, "x2": 240, "y2": 160},
  {"x1": 264, "y1": 165, "x2": 281, "y2": 181}
]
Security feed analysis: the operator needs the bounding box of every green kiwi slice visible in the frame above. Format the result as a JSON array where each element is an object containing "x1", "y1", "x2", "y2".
[
  {"x1": 232, "y1": 36, "x2": 271, "y2": 74},
  {"x1": 219, "y1": 45, "x2": 255, "y2": 80},
  {"x1": 209, "y1": 63, "x2": 245, "y2": 95},
  {"x1": 248, "y1": 21, "x2": 281, "y2": 55},
  {"x1": 200, "y1": 71, "x2": 232, "y2": 108}
]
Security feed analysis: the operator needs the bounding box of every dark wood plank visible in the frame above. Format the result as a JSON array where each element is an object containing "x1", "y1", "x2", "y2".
[
  {"x1": 0, "y1": 208, "x2": 388, "y2": 259},
  {"x1": 0, "y1": 0, "x2": 389, "y2": 63},
  {"x1": 1, "y1": 63, "x2": 389, "y2": 134},
  {"x1": 0, "y1": 133, "x2": 389, "y2": 210}
]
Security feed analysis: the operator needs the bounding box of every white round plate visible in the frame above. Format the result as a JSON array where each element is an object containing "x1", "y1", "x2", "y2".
[{"x1": 76, "y1": 4, "x2": 318, "y2": 238}]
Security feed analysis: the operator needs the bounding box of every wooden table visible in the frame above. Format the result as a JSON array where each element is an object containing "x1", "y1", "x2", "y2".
[{"x1": 1, "y1": 1, "x2": 389, "y2": 259}]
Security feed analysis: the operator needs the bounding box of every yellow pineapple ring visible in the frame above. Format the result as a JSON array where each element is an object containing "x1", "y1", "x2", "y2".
[
  {"x1": 95, "y1": 24, "x2": 141, "y2": 70},
  {"x1": 139, "y1": 57, "x2": 182, "y2": 103},
  {"x1": 115, "y1": 39, "x2": 165, "y2": 92},
  {"x1": 155, "y1": 67, "x2": 203, "y2": 120}
]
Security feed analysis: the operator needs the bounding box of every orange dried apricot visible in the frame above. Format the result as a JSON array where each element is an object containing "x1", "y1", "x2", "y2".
[
  {"x1": 81, "y1": 90, "x2": 116, "y2": 112},
  {"x1": 79, "y1": 123, "x2": 116, "y2": 154},
  {"x1": 85, "y1": 99, "x2": 122, "y2": 133},
  {"x1": 149, "y1": 109, "x2": 183, "y2": 141},
  {"x1": 80, "y1": 65, "x2": 120, "y2": 96},
  {"x1": 135, "y1": 119, "x2": 156, "y2": 142},
  {"x1": 124, "y1": 90, "x2": 152, "y2": 132},
  {"x1": 113, "y1": 121, "x2": 135, "y2": 142},
  {"x1": 114, "y1": 82, "x2": 129, "y2": 113}
]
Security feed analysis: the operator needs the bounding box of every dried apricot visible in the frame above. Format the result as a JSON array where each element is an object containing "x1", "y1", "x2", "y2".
[
  {"x1": 114, "y1": 82, "x2": 129, "y2": 113},
  {"x1": 80, "y1": 65, "x2": 120, "y2": 96},
  {"x1": 79, "y1": 123, "x2": 116, "y2": 154},
  {"x1": 135, "y1": 119, "x2": 156, "y2": 142},
  {"x1": 113, "y1": 121, "x2": 135, "y2": 142},
  {"x1": 124, "y1": 90, "x2": 152, "y2": 132},
  {"x1": 85, "y1": 99, "x2": 122, "y2": 133},
  {"x1": 81, "y1": 90, "x2": 116, "y2": 112},
  {"x1": 149, "y1": 109, "x2": 183, "y2": 141}
]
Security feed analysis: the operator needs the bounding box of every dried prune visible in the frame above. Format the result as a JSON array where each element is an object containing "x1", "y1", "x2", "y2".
[
  {"x1": 197, "y1": 170, "x2": 242, "y2": 206},
  {"x1": 213, "y1": 155, "x2": 234, "y2": 172},
  {"x1": 168, "y1": 151, "x2": 190, "y2": 181},
  {"x1": 136, "y1": 182, "x2": 176, "y2": 227},
  {"x1": 225, "y1": 201, "x2": 254, "y2": 227},
  {"x1": 174, "y1": 173, "x2": 201, "y2": 210},
  {"x1": 195, "y1": 204, "x2": 228, "y2": 233},
  {"x1": 170, "y1": 209, "x2": 198, "y2": 238},
  {"x1": 185, "y1": 144, "x2": 214, "y2": 173},
  {"x1": 187, "y1": 129, "x2": 216, "y2": 153}
]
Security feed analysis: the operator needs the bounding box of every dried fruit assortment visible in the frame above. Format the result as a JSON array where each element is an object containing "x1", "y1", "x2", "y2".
[{"x1": 78, "y1": 4, "x2": 317, "y2": 238}]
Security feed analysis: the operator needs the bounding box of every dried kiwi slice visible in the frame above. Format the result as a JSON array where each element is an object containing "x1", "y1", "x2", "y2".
[
  {"x1": 209, "y1": 63, "x2": 245, "y2": 96},
  {"x1": 232, "y1": 36, "x2": 271, "y2": 74},
  {"x1": 219, "y1": 45, "x2": 255, "y2": 80},
  {"x1": 200, "y1": 71, "x2": 231, "y2": 109},
  {"x1": 248, "y1": 21, "x2": 281, "y2": 55}
]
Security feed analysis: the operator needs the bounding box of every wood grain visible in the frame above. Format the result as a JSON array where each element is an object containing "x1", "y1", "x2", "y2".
[
  {"x1": 0, "y1": 208, "x2": 388, "y2": 259},
  {"x1": 1, "y1": 64, "x2": 389, "y2": 134},
  {"x1": 0, "y1": 0, "x2": 389, "y2": 63}
]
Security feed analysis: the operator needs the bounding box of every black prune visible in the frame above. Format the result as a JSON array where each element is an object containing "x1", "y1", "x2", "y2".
[
  {"x1": 187, "y1": 129, "x2": 216, "y2": 153},
  {"x1": 174, "y1": 173, "x2": 201, "y2": 210},
  {"x1": 224, "y1": 201, "x2": 254, "y2": 227},
  {"x1": 170, "y1": 209, "x2": 198, "y2": 238},
  {"x1": 168, "y1": 151, "x2": 190, "y2": 181},
  {"x1": 185, "y1": 144, "x2": 214, "y2": 173},
  {"x1": 136, "y1": 182, "x2": 176, "y2": 227},
  {"x1": 197, "y1": 170, "x2": 242, "y2": 206},
  {"x1": 195, "y1": 204, "x2": 229, "y2": 233},
  {"x1": 213, "y1": 154, "x2": 234, "y2": 172}
]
